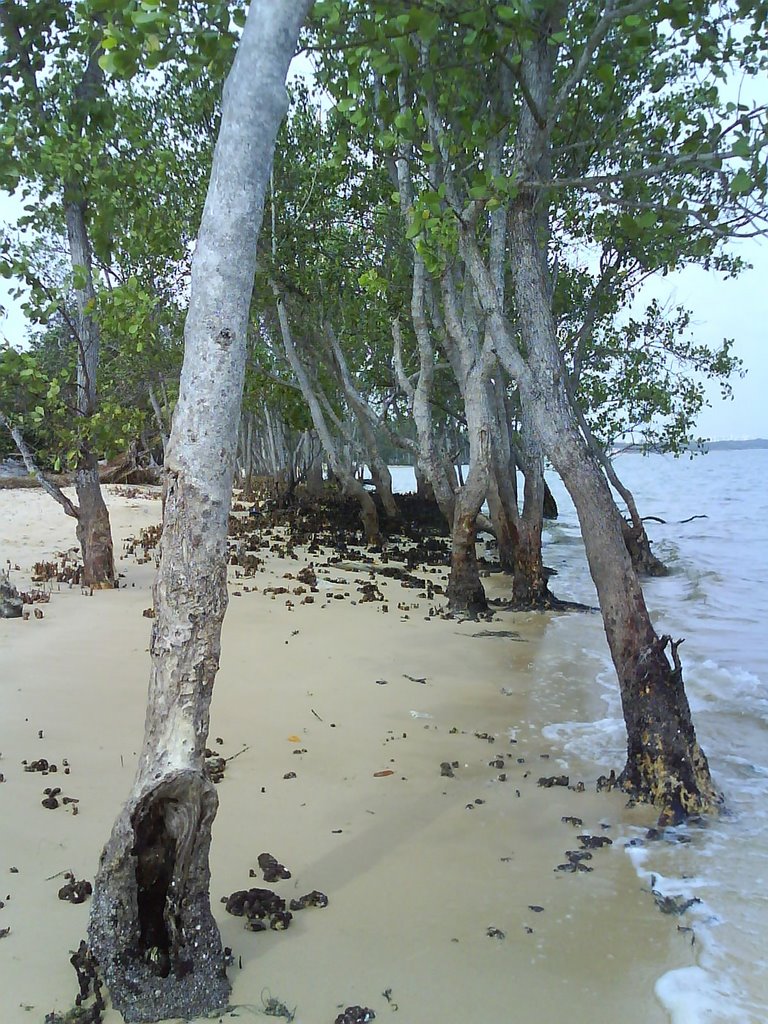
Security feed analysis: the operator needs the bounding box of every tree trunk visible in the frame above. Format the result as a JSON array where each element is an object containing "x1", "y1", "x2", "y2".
[
  {"x1": 543, "y1": 479, "x2": 558, "y2": 520},
  {"x1": 511, "y1": 429, "x2": 551, "y2": 608},
  {"x1": 304, "y1": 434, "x2": 326, "y2": 497},
  {"x1": 370, "y1": 461, "x2": 400, "y2": 521},
  {"x1": 570, "y1": 394, "x2": 668, "y2": 575},
  {"x1": 446, "y1": 380, "x2": 490, "y2": 615},
  {"x1": 65, "y1": 199, "x2": 116, "y2": 587},
  {"x1": 355, "y1": 483, "x2": 383, "y2": 546},
  {"x1": 446, "y1": 502, "x2": 488, "y2": 615},
  {"x1": 75, "y1": 456, "x2": 115, "y2": 589},
  {"x1": 414, "y1": 463, "x2": 435, "y2": 502},
  {"x1": 463, "y1": 207, "x2": 721, "y2": 818},
  {"x1": 552, "y1": 440, "x2": 717, "y2": 820},
  {"x1": 88, "y1": 4, "x2": 310, "y2": 1019},
  {"x1": 486, "y1": 470, "x2": 516, "y2": 572},
  {"x1": 485, "y1": 378, "x2": 520, "y2": 574},
  {"x1": 392, "y1": 266, "x2": 457, "y2": 527},
  {"x1": 324, "y1": 323, "x2": 400, "y2": 522},
  {"x1": 502, "y1": 204, "x2": 720, "y2": 818},
  {"x1": 621, "y1": 516, "x2": 668, "y2": 577}
]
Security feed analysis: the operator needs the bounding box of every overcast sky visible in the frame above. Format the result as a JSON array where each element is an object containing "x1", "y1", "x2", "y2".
[{"x1": 2, "y1": 190, "x2": 766, "y2": 443}]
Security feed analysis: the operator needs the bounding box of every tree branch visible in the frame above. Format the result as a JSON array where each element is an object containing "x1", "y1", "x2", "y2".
[{"x1": 0, "y1": 410, "x2": 80, "y2": 518}]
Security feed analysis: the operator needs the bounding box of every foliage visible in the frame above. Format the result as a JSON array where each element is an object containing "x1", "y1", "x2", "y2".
[
  {"x1": 0, "y1": 0, "x2": 220, "y2": 465},
  {"x1": 307, "y1": 0, "x2": 766, "y2": 451},
  {"x1": 576, "y1": 300, "x2": 743, "y2": 452}
]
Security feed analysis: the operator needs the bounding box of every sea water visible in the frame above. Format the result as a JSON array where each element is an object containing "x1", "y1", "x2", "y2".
[
  {"x1": 542, "y1": 449, "x2": 768, "y2": 1024},
  {"x1": 391, "y1": 451, "x2": 768, "y2": 1024}
]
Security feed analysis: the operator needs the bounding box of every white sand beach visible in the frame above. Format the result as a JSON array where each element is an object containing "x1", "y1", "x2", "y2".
[{"x1": 0, "y1": 486, "x2": 695, "y2": 1024}]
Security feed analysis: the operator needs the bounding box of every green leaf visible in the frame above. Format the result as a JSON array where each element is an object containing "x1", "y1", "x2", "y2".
[
  {"x1": 729, "y1": 169, "x2": 752, "y2": 194},
  {"x1": 635, "y1": 210, "x2": 657, "y2": 229},
  {"x1": 731, "y1": 137, "x2": 751, "y2": 159},
  {"x1": 496, "y1": 5, "x2": 518, "y2": 23}
]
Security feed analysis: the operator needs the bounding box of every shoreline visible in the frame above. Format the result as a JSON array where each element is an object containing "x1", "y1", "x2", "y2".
[{"x1": 0, "y1": 485, "x2": 695, "y2": 1023}]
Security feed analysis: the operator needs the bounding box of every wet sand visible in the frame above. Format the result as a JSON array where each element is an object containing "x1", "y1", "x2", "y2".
[{"x1": 0, "y1": 486, "x2": 695, "y2": 1023}]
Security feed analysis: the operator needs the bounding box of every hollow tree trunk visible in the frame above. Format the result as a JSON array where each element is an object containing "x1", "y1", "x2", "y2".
[{"x1": 88, "y1": 5, "x2": 309, "y2": 1020}]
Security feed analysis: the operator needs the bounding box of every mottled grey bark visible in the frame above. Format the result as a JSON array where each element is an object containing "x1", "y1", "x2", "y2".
[
  {"x1": 414, "y1": 463, "x2": 436, "y2": 502},
  {"x1": 88, "y1": 3, "x2": 311, "y2": 1019},
  {"x1": 301, "y1": 431, "x2": 326, "y2": 496}
]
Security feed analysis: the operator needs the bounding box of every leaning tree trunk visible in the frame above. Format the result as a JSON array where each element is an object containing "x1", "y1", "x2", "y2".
[
  {"x1": 462, "y1": 212, "x2": 720, "y2": 819},
  {"x1": 570, "y1": 395, "x2": 668, "y2": 576},
  {"x1": 499, "y1": 204, "x2": 721, "y2": 820},
  {"x1": 324, "y1": 323, "x2": 401, "y2": 522},
  {"x1": 88, "y1": 4, "x2": 310, "y2": 1020},
  {"x1": 447, "y1": 490, "x2": 488, "y2": 615}
]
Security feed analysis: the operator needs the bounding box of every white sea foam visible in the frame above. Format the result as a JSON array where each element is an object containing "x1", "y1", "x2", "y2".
[
  {"x1": 541, "y1": 717, "x2": 625, "y2": 763},
  {"x1": 655, "y1": 966, "x2": 747, "y2": 1024}
]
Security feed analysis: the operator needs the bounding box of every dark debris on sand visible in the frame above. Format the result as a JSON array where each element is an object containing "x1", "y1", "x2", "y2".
[
  {"x1": 58, "y1": 876, "x2": 93, "y2": 904},
  {"x1": 335, "y1": 1007, "x2": 376, "y2": 1024}
]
